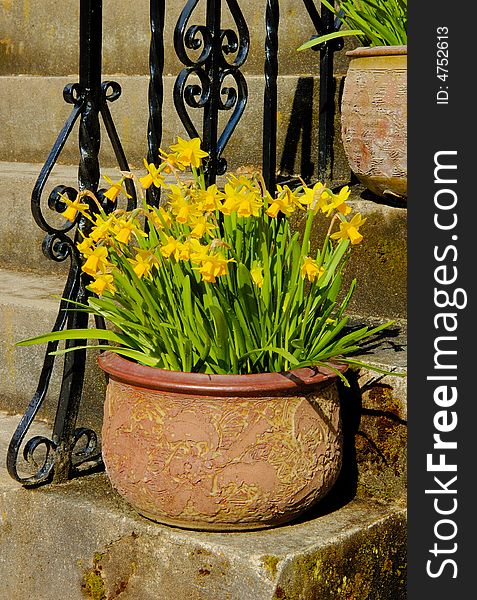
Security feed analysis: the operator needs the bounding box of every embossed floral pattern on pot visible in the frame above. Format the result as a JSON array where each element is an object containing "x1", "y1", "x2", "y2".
[{"x1": 99, "y1": 352, "x2": 345, "y2": 531}]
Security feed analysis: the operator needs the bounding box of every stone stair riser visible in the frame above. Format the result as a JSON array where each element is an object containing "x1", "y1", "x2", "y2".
[
  {"x1": 0, "y1": 74, "x2": 349, "y2": 183},
  {"x1": 0, "y1": 0, "x2": 352, "y2": 77}
]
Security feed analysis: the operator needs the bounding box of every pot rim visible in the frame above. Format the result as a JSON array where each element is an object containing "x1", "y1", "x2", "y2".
[
  {"x1": 98, "y1": 351, "x2": 348, "y2": 397},
  {"x1": 346, "y1": 45, "x2": 407, "y2": 58}
]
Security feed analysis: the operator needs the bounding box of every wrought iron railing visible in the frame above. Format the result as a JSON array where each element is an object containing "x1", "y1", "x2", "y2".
[{"x1": 7, "y1": 0, "x2": 343, "y2": 486}]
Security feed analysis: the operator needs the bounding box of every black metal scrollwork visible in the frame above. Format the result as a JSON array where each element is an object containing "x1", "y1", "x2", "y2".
[
  {"x1": 173, "y1": 0, "x2": 250, "y2": 185},
  {"x1": 147, "y1": 1, "x2": 166, "y2": 207},
  {"x1": 7, "y1": 0, "x2": 135, "y2": 487}
]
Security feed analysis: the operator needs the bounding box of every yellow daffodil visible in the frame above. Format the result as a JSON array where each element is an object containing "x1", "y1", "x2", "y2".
[
  {"x1": 82, "y1": 246, "x2": 111, "y2": 276},
  {"x1": 237, "y1": 194, "x2": 262, "y2": 218},
  {"x1": 62, "y1": 196, "x2": 90, "y2": 222},
  {"x1": 77, "y1": 236, "x2": 95, "y2": 256},
  {"x1": 128, "y1": 249, "x2": 157, "y2": 279},
  {"x1": 250, "y1": 263, "x2": 264, "y2": 288},
  {"x1": 331, "y1": 213, "x2": 366, "y2": 245},
  {"x1": 188, "y1": 240, "x2": 211, "y2": 264},
  {"x1": 299, "y1": 182, "x2": 331, "y2": 214},
  {"x1": 169, "y1": 192, "x2": 202, "y2": 224},
  {"x1": 88, "y1": 273, "x2": 115, "y2": 296},
  {"x1": 169, "y1": 137, "x2": 209, "y2": 169},
  {"x1": 148, "y1": 206, "x2": 172, "y2": 230},
  {"x1": 139, "y1": 159, "x2": 165, "y2": 189},
  {"x1": 220, "y1": 184, "x2": 262, "y2": 217},
  {"x1": 196, "y1": 253, "x2": 234, "y2": 283},
  {"x1": 227, "y1": 174, "x2": 258, "y2": 191},
  {"x1": 195, "y1": 184, "x2": 223, "y2": 212},
  {"x1": 160, "y1": 236, "x2": 181, "y2": 259},
  {"x1": 90, "y1": 215, "x2": 114, "y2": 242},
  {"x1": 301, "y1": 257, "x2": 325, "y2": 282},
  {"x1": 159, "y1": 151, "x2": 186, "y2": 173},
  {"x1": 266, "y1": 185, "x2": 301, "y2": 218},
  {"x1": 113, "y1": 218, "x2": 147, "y2": 245},
  {"x1": 189, "y1": 216, "x2": 217, "y2": 239},
  {"x1": 332, "y1": 185, "x2": 351, "y2": 215},
  {"x1": 320, "y1": 186, "x2": 352, "y2": 217},
  {"x1": 103, "y1": 175, "x2": 131, "y2": 202}
]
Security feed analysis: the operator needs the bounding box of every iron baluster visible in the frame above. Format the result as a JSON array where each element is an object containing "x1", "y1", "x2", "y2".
[
  {"x1": 147, "y1": 0, "x2": 166, "y2": 207},
  {"x1": 7, "y1": 0, "x2": 135, "y2": 486},
  {"x1": 301, "y1": 0, "x2": 343, "y2": 183},
  {"x1": 173, "y1": 0, "x2": 249, "y2": 185},
  {"x1": 262, "y1": 0, "x2": 279, "y2": 196}
]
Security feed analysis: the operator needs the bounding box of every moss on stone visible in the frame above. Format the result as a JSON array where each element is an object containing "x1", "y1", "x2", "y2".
[
  {"x1": 82, "y1": 569, "x2": 106, "y2": 600},
  {"x1": 261, "y1": 555, "x2": 281, "y2": 578},
  {"x1": 274, "y1": 513, "x2": 407, "y2": 599},
  {"x1": 82, "y1": 552, "x2": 106, "y2": 600}
]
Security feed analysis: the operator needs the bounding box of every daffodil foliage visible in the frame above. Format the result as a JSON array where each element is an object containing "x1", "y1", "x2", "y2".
[
  {"x1": 297, "y1": 0, "x2": 407, "y2": 50},
  {"x1": 19, "y1": 137, "x2": 391, "y2": 380}
]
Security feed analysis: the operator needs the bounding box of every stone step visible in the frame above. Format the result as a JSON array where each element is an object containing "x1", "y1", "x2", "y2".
[
  {"x1": 0, "y1": 268, "x2": 105, "y2": 434},
  {"x1": 0, "y1": 73, "x2": 350, "y2": 182},
  {"x1": 0, "y1": 266, "x2": 406, "y2": 502},
  {"x1": 0, "y1": 410, "x2": 406, "y2": 599},
  {"x1": 0, "y1": 161, "x2": 407, "y2": 320},
  {"x1": 0, "y1": 0, "x2": 351, "y2": 77}
]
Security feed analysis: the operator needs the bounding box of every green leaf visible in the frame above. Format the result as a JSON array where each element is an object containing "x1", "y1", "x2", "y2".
[
  {"x1": 16, "y1": 328, "x2": 128, "y2": 347},
  {"x1": 297, "y1": 30, "x2": 363, "y2": 52}
]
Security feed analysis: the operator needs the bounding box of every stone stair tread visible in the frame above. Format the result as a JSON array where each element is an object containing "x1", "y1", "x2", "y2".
[
  {"x1": 0, "y1": 409, "x2": 406, "y2": 599},
  {"x1": 0, "y1": 266, "x2": 65, "y2": 309}
]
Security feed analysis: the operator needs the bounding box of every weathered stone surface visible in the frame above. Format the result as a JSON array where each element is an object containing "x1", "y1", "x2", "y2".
[
  {"x1": 0, "y1": 74, "x2": 350, "y2": 183},
  {"x1": 0, "y1": 411, "x2": 406, "y2": 600},
  {"x1": 0, "y1": 268, "x2": 105, "y2": 432},
  {"x1": 0, "y1": 0, "x2": 352, "y2": 77}
]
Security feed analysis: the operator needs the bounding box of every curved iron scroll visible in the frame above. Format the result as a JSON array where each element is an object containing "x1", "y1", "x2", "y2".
[
  {"x1": 173, "y1": 0, "x2": 250, "y2": 185},
  {"x1": 7, "y1": 0, "x2": 136, "y2": 487}
]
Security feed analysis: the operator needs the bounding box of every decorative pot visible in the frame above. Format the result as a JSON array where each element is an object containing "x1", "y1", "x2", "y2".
[
  {"x1": 341, "y1": 45, "x2": 407, "y2": 199},
  {"x1": 98, "y1": 352, "x2": 346, "y2": 531}
]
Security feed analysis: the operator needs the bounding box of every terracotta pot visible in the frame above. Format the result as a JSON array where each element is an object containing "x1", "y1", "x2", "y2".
[
  {"x1": 341, "y1": 45, "x2": 407, "y2": 199},
  {"x1": 98, "y1": 352, "x2": 346, "y2": 531}
]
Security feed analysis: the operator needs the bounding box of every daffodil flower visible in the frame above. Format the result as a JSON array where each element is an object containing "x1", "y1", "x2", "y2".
[
  {"x1": 196, "y1": 253, "x2": 234, "y2": 283},
  {"x1": 331, "y1": 213, "x2": 366, "y2": 245},
  {"x1": 189, "y1": 216, "x2": 217, "y2": 239},
  {"x1": 250, "y1": 264, "x2": 264, "y2": 288},
  {"x1": 169, "y1": 193, "x2": 202, "y2": 224},
  {"x1": 88, "y1": 273, "x2": 115, "y2": 296},
  {"x1": 148, "y1": 206, "x2": 172, "y2": 230},
  {"x1": 266, "y1": 185, "x2": 301, "y2": 218},
  {"x1": 128, "y1": 249, "x2": 157, "y2": 279},
  {"x1": 195, "y1": 184, "x2": 223, "y2": 212},
  {"x1": 237, "y1": 194, "x2": 262, "y2": 218},
  {"x1": 299, "y1": 182, "x2": 331, "y2": 215},
  {"x1": 82, "y1": 246, "x2": 111, "y2": 276},
  {"x1": 77, "y1": 236, "x2": 95, "y2": 256},
  {"x1": 301, "y1": 257, "x2": 325, "y2": 282},
  {"x1": 90, "y1": 215, "x2": 114, "y2": 242},
  {"x1": 139, "y1": 159, "x2": 165, "y2": 189},
  {"x1": 160, "y1": 236, "x2": 181, "y2": 259},
  {"x1": 159, "y1": 151, "x2": 186, "y2": 173},
  {"x1": 62, "y1": 196, "x2": 90, "y2": 222},
  {"x1": 169, "y1": 137, "x2": 209, "y2": 169},
  {"x1": 320, "y1": 186, "x2": 352, "y2": 217},
  {"x1": 188, "y1": 240, "x2": 211, "y2": 264},
  {"x1": 103, "y1": 175, "x2": 131, "y2": 202},
  {"x1": 220, "y1": 184, "x2": 262, "y2": 217},
  {"x1": 113, "y1": 218, "x2": 147, "y2": 245}
]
